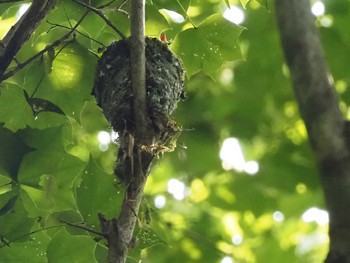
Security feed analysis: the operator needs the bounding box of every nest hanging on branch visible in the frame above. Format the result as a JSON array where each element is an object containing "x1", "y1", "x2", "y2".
[{"x1": 93, "y1": 37, "x2": 185, "y2": 143}]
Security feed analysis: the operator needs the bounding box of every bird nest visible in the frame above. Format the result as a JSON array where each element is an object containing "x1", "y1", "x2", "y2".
[{"x1": 93, "y1": 37, "x2": 185, "y2": 141}]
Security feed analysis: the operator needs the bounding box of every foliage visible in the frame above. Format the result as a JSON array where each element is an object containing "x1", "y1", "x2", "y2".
[{"x1": 0, "y1": 0, "x2": 347, "y2": 262}]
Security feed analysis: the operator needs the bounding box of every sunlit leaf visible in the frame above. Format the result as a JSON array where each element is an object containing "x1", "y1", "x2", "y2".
[
  {"x1": 152, "y1": 0, "x2": 191, "y2": 17},
  {"x1": 24, "y1": 41, "x2": 96, "y2": 122},
  {"x1": 172, "y1": 14, "x2": 245, "y2": 78},
  {"x1": 240, "y1": 0, "x2": 250, "y2": 8}
]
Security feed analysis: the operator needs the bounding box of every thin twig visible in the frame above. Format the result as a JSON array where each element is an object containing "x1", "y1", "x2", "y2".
[
  {"x1": 60, "y1": 220, "x2": 106, "y2": 237},
  {"x1": 0, "y1": 225, "x2": 63, "y2": 249},
  {"x1": 46, "y1": 21, "x2": 106, "y2": 47},
  {"x1": 73, "y1": 0, "x2": 126, "y2": 40},
  {"x1": 2, "y1": 11, "x2": 89, "y2": 81}
]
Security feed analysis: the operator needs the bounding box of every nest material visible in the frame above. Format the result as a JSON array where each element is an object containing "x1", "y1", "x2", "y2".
[{"x1": 93, "y1": 37, "x2": 185, "y2": 138}]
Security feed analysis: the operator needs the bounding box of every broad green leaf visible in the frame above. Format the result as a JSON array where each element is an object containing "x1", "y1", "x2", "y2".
[
  {"x1": 0, "y1": 83, "x2": 34, "y2": 131},
  {"x1": 152, "y1": 0, "x2": 191, "y2": 17},
  {"x1": 19, "y1": 125, "x2": 72, "y2": 152},
  {"x1": 76, "y1": 157, "x2": 124, "y2": 225},
  {"x1": 146, "y1": 4, "x2": 170, "y2": 37},
  {"x1": 0, "y1": 199, "x2": 34, "y2": 241},
  {"x1": 24, "y1": 41, "x2": 96, "y2": 123},
  {"x1": 0, "y1": 83, "x2": 67, "y2": 131},
  {"x1": 47, "y1": 228, "x2": 97, "y2": 263},
  {"x1": 19, "y1": 150, "x2": 85, "y2": 213},
  {"x1": 0, "y1": 195, "x2": 18, "y2": 216},
  {"x1": 0, "y1": 125, "x2": 31, "y2": 180},
  {"x1": 172, "y1": 14, "x2": 245, "y2": 78},
  {"x1": 80, "y1": 100, "x2": 110, "y2": 133},
  {"x1": 0, "y1": 227, "x2": 50, "y2": 262}
]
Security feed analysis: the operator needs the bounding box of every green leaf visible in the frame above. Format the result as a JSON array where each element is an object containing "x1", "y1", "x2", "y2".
[
  {"x1": 19, "y1": 125, "x2": 72, "y2": 152},
  {"x1": 0, "y1": 125, "x2": 32, "y2": 180},
  {"x1": 172, "y1": 14, "x2": 245, "y2": 78},
  {"x1": 0, "y1": 227, "x2": 50, "y2": 263},
  {"x1": 47, "y1": 228, "x2": 97, "y2": 263},
  {"x1": 152, "y1": 0, "x2": 191, "y2": 17},
  {"x1": 256, "y1": 0, "x2": 269, "y2": 9},
  {"x1": 240, "y1": 0, "x2": 250, "y2": 8},
  {"x1": 146, "y1": 4, "x2": 170, "y2": 37},
  {"x1": 0, "y1": 83, "x2": 34, "y2": 131},
  {"x1": 24, "y1": 41, "x2": 96, "y2": 123},
  {"x1": 0, "y1": 199, "x2": 34, "y2": 242},
  {"x1": 224, "y1": 0, "x2": 230, "y2": 8},
  {"x1": 76, "y1": 157, "x2": 124, "y2": 226},
  {"x1": 24, "y1": 89, "x2": 65, "y2": 116},
  {"x1": 19, "y1": 150, "x2": 85, "y2": 214},
  {"x1": 0, "y1": 195, "x2": 18, "y2": 216}
]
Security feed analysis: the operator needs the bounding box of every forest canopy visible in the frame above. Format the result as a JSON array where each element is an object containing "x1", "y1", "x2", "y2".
[{"x1": 1, "y1": 0, "x2": 348, "y2": 262}]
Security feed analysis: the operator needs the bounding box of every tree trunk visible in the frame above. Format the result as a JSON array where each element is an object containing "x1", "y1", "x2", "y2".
[{"x1": 274, "y1": 0, "x2": 350, "y2": 262}]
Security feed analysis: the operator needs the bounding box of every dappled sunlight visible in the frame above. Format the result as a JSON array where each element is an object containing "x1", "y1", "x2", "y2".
[
  {"x1": 219, "y1": 137, "x2": 259, "y2": 175},
  {"x1": 161, "y1": 9, "x2": 185, "y2": 23},
  {"x1": 18, "y1": 3, "x2": 30, "y2": 17},
  {"x1": 311, "y1": 1, "x2": 325, "y2": 17},
  {"x1": 296, "y1": 232, "x2": 329, "y2": 256},
  {"x1": 154, "y1": 195, "x2": 166, "y2": 209},
  {"x1": 296, "y1": 183, "x2": 308, "y2": 194},
  {"x1": 219, "y1": 67, "x2": 234, "y2": 86},
  {"x1": 302, "y1": 207, "x2": 329, "y2": 225},
  {"x1": 223, "y1": 5, "x2": 245, "y2": 25},
  {"x1": 0, "y1": 3, "x2": 30, "y2": 38},
  {"x1": 283, "y1": 102, "x2": 308, "y2": 143},
  {"x1": 167, "y1": 178, "x2": 189, "y2": 200},
  {"x1": 222, "y1": 213, "x2": 242, "y2": 237},
  {"x1": 221, "y1": 256, "x2": 233, "y2": 263},
  {"x1": 190, "y1": 178, "x2": 209, "y2": 202},
  {"x1": 273, "y1": 211, "x2": 285, "y2": 222},
  {"x1": 97, "y1": 130, "x2": 111, "y2": 151},
  {"x1": 232, "y1": 233, "x2": 243, "y2": 245}
]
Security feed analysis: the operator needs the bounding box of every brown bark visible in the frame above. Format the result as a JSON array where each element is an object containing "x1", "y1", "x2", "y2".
[
  {"x1": 275, "y1": 0, "x2": 350, "y2": 262},
  {"x1": 0, "y1": 0, "x2": 58, "y2": 81}
]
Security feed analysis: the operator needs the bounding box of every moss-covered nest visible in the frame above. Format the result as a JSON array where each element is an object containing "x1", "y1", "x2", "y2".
[{"x1": 93, "y1": 37, "x2": 185, "y2": 136}]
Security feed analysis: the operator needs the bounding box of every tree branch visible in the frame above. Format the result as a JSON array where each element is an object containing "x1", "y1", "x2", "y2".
[
  {"x1": 130, "y1": 0, "x2": 147, "y2": 138},
  {"x1": 0, "y1": 0, "x2": 58, "y2": 82},
  {"x1": 73, "y1": 0, "x2": 126, "y2": 40},
  {"x1": 1, "y1": 11, "x2": 90, "y2": 81},
  {"x1": 275, "y1": 1, "x2": 350, "y2": 262},
  {"x1": 101, "y1": 1, "x2": 149, "y2": 263}
]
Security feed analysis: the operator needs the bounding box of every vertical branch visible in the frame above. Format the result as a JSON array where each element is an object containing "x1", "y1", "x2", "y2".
[
  {"x1": 105, "y1": 1, "x2": 150, "y2": 263},
  {"x1": 130, "y1": 0, "x2": 147, "y2": 139},
  {"x1": 275, "y1": 0, "x2": 350, "y2": 262}
]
